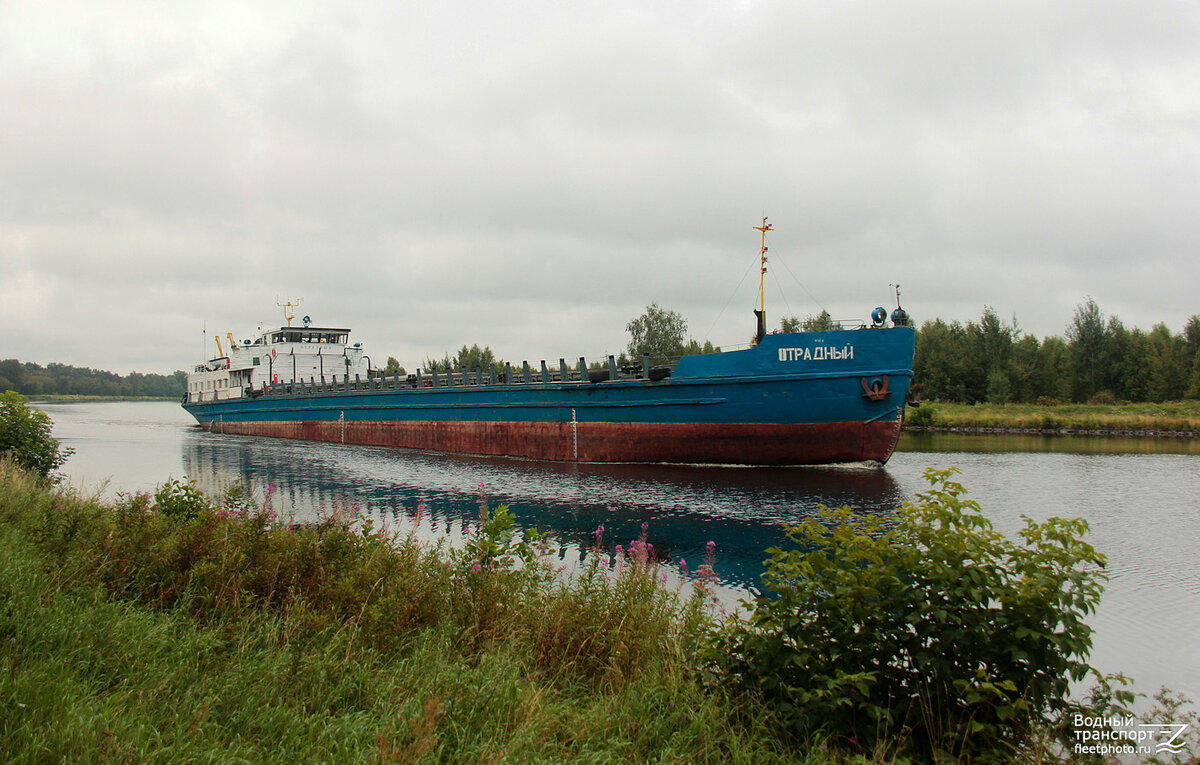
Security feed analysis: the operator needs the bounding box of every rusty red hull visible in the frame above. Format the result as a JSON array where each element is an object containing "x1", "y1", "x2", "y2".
[{"x1": 202, "y1": 417, "x2": 905, "y2": 465}]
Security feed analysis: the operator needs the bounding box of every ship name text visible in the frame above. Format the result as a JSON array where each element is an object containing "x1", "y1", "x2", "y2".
[{"x1": 778, "y1": 345, "x2": 854, "y2": 362}]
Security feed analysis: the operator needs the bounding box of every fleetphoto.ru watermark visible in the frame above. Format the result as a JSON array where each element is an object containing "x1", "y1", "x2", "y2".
[{"x1": 1072, "y1": 713, "x2": 1190, "y2": 759}]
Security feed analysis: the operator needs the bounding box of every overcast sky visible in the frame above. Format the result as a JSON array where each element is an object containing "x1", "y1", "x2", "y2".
[{"x1": 3, "y1": 0, "x2": 1198, "y2": 375}]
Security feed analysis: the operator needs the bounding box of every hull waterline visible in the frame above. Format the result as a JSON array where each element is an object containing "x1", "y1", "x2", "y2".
[{"x1": 193, "y1": 416, "x2": 906, "y2": 466}]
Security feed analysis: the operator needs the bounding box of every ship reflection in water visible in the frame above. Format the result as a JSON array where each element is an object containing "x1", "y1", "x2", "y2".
[{"x1": 182, "y1": 430, "x2": 905, "y2": 593}]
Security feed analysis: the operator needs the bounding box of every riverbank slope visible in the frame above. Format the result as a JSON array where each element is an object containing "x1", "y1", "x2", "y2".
[
  {"x1": 907, "y1": 401, "x2": 1200, "y2": 436},
  {"x1": 0, "y1": 461, "x2": 811, "y2": 764}
]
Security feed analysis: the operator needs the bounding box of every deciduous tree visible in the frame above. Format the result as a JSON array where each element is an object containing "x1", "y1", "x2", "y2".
[
  {"x1": 0, "y1": 391, "x2": 73, "y2": 478},
  {"x1": 626, "y1": 303, "x2": 688, "y2": 365}
]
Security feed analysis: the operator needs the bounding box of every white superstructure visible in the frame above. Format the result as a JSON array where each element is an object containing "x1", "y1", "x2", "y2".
[{"x1": 185, "y1": 307, "x2": 370, "y2": 403}]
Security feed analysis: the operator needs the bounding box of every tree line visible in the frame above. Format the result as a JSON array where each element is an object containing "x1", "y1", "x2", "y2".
[
  {"x1": 0, "y1": 359, "x2": 186, "y2": 398},
  {"x1": 912, "y1": 299, "x2": 1200, "y2": 404},
  {"x1": 8, "y1": 297, "x2": 1198, "y2": 405},
  {"x1": 405, "y1": 300, "x2": 1200, "y2": 405},
  {"x1": 415, "y1": 305, "x2": 721, "y2": 376}
]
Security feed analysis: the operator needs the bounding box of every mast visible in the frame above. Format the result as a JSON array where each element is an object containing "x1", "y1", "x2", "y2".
[
  {"x1": 753, "y1": 217, "x2": 773, "y2": 343},
  {"x1": 278, "y1": 297, "x2": 302, "y2": 327}
]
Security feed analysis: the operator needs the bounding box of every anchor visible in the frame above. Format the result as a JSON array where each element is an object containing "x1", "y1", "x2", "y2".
[{"x1": 861, "y1": 376, "x2": 891, "y2": 401}]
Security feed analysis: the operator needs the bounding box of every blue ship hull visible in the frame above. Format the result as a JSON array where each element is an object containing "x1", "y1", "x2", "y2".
[{"x1": 182, "y1": 328, "x2": 916, "y2": 465}]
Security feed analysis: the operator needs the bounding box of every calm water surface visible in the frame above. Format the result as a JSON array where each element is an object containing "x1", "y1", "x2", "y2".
[{"x1": 42, "y1": 401, "x2": 1200, "y2": 705}]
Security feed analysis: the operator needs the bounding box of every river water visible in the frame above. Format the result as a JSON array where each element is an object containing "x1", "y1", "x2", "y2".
[{"x1": 39, "y1": 401, "x2": 1200, "y2": 706}]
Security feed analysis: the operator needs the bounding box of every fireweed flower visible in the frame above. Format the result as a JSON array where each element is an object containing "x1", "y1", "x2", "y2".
[{"x1": 414, "y1": 496, "x2": 426, "y2": 529}]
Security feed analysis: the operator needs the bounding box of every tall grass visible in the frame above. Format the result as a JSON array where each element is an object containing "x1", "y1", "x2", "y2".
[
  {"x1": 0, "y1": 460, "x2": 809, "y2": 764},
  {"x1": 7, "y1": 459, "x2": 1190, "y2": 762},
  {"x1": 910, "y1": 400, "x2": 1200, "y2": 432}
]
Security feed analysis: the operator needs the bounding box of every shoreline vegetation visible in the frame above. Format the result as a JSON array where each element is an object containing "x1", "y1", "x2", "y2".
[
  {"x1": 4, "y1": 392, "x2": 1199, "y2": 761},
  {"x1": 30, "y1": 394, "x2": 179, "y2": 402},
  {"x1": 906, "y1": 400, "x2": 1200, "y2": 437},
  {"x1": 3, "y1": 459, "x2": 1198, "y2": 761}
]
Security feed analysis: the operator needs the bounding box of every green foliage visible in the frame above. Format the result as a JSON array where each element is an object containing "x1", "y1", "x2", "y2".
[
  {"x1": 152, "y1": 477, "x2": 212, "y2": 520},
  {"x1": 0, "y1": 359, "x2": 185, "y2": 398},
  {"x1": 715, "y1": 467, "x2": 1108, "y2": 762},
  {"x1": 0, "y1": 391, "x2": 73, "y2": 478},
  {"x1": 801, "y1": 310, "x2": 838, "y2": 332},
  {"x1": 985, "y1": 368, "x2": 1013, "y2": 404},
  {"x1": 915, "y1": 301, "x2": 1200, "y2": 406},
  {"x1": 0, "y1": 460, "x2": 804, "y2": 763},
  {"x1": 779, "y1": 311, "x2": 837, "y2": 333},
  {"x1": 1067, "y1": 298, "x2": 1108, "y2": 402},
  {"x1": 681, "y1": 338, "x2": 720, "y2": 356},
  {"x1": 626, "y1": 303, "x2": 689, "y2": 365},
  {"x1": 382, "y1": 356, "x2": 406, "y2": 376},
  {"x1": 3, "y1": 459, "x2": 1196, "y2": 763},
  {"x1": 904, "y1": 400, "x2": 1200, "y2": 432},
  {"x1": 905, "y1": 402, "x2": 935, "y2": 427},
  {"x1": 424, "y1": 344, "x2": 499, "y2": 374},
  {"x1": 458, "y1": 492, "x2": 551, "y2": 574},
  {"x1": 625, "y1": 304, "x2": 720, "y2": 364}
]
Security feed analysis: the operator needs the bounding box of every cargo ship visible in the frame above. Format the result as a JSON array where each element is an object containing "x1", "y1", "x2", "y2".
[{"x1": 182, "y1": 222, "x2": 916, "y2": 465}]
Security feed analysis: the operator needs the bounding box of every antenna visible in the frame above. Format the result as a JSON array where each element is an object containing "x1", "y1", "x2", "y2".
[{"x1": 278, "y1": 297, "x2": 302, "y2": 327}]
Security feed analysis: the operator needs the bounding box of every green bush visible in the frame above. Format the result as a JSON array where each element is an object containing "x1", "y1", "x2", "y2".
[
  {"x1": 152, "y1": 477, "x2": 212, "y2": 520},
  {"x1": 715, "y1": 467, "x2": 1108, "y2": 762},
  {"x1": 905, "y1": 402, "x2": 935, "y2": 427},
  {"x1": 0, "y1": 391, "x2": 73, "y2": 479}
]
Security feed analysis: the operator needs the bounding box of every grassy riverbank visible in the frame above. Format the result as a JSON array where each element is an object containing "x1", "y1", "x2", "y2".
[
  {"x1": 3, "y1": 460, "x2": 1193, "y2": 763},
  {"x1": 908, "y1": 400, "x2": 1200, "y2": 434},
  {"x1": 0, "y1": 461, "x2": 813, "y2": 764},
  {"x1": 29, "y1": 394, "x2": 178, "y2": 402}
]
